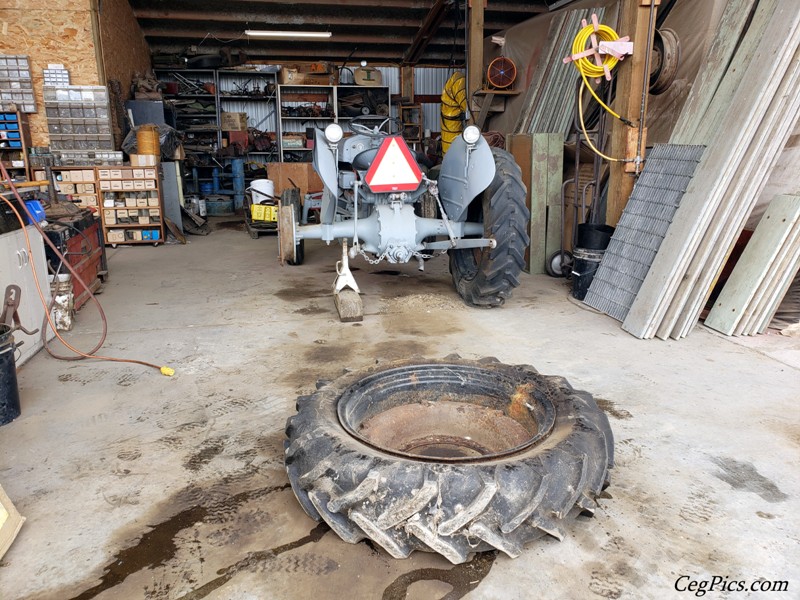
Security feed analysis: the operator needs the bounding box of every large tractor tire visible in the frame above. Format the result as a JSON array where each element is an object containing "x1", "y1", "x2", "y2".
[
  {"x1": 284, "y1": 357, "x2": 614, "y2": 565},
  {"x1": 449, "y1": 148, "x2": 530, "y2": 307}
]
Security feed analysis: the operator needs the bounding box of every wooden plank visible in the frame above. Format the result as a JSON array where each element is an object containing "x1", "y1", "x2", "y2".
[
  {"x1": 755, "y1": 244, "x2": 800, "y2": 334},
  {"x1": 467, "y1": 0, "x2": 484, "y2": 120},
  {"x1": 528, "y1": 134, "x2": 551, "y2": 274},
  {"x1": 704, "y1": 195, "x2": 800, "y2": 335},
  {"x1": 745, "y1": 230, "x2": 800, "y2": 334},
  {"x1": 665, "y1": 52, "x2": 800, "y2": 339},
  {"x1": 670, "y1": 0, "x2": 761, "y2": 144},
  {"x1": 622, "y1": 0, "x2": 800, "y2": 338},
  {"x1": 735, "y1": 217, "x2": 800, "y2": 335},
  {"x1": 544, "y1": 133, "x2": 564, "y2": 261},
  {"x1": 606, "y1": 0, "x2": 658, "y2": 226},
  {"x1": 506, "y1": 133, "x2": 534, "y2": 272}
]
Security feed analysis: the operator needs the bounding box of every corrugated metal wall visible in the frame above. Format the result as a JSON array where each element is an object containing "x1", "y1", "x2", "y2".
[{"x1": 416, "y1": 67, "x2": 458, "y2": 135}]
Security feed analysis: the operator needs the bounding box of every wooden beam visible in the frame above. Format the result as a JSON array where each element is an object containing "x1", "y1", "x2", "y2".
[
  {"x1": 403, "y1": 0, "x2": 450, "y2": 65},
  {"x1": 135, "y1": 9, "x2": 421, "y2": 27},
  {"x1": 606, "y1": 0, "x2": 658, "y2": 226},
  {"x1": 467, "y1": 0, "x2": 485, "y2": 122},
  {"x1": 400, "y1": 66, "x2": 414, "y2": 103}
]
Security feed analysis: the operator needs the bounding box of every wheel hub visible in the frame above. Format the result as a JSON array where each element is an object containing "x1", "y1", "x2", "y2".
[{"x1": 337, "y1": 363, "x2": 556, "y2": 462}]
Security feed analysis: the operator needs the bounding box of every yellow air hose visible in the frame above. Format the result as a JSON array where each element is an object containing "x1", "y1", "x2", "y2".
[
  {"x1": 440, "y1": 72, "x2": 467, "y2": 154},
  {"x1": 568, "y1": 21, "x2": 635, "y2": 163}
]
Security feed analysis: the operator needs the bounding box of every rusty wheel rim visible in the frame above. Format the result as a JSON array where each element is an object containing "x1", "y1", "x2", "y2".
[{"x1": 337, "y1": 364, "x2": 556, "y2": 462}]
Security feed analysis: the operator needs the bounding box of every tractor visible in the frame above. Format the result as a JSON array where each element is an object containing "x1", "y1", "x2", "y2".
[{"x1": 277, "y1": 116, "x2": 530, "y2": 320}]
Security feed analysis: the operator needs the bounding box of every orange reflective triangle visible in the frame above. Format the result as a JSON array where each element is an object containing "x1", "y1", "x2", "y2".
[{"x1": 364, "y1": 136, "x2": 423, "y2": 192}]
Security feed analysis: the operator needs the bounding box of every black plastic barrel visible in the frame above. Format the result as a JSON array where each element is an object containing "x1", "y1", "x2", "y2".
[
  {"x1": 571, "y1": 247, "x2": 605, "y2": 301},
  {"x1": 0, "y1": 324, "x2": 20, "y2": 426}
]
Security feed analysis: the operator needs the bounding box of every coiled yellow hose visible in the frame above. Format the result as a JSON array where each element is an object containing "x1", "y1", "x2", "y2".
[{"x1": 570, "y1": 22, "x2": 624, "y2": 122}]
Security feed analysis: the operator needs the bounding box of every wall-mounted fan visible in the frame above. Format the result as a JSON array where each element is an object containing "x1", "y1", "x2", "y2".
[{"x1": 487, "y1": 57, "x2": 517, "y2": 90}]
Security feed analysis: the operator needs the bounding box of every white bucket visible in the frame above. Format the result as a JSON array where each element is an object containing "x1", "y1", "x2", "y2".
[
  {"x1": 198, "y1": 197, "x2": 207, "y2": 217},
  {"x1": 251, "y1": 179, "x2": 275, "y2": 202}
]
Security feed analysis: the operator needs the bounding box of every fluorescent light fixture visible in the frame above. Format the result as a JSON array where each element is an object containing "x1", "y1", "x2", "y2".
[{"x1": 245, "y1": 30, "x2": 332, "y2": 39}]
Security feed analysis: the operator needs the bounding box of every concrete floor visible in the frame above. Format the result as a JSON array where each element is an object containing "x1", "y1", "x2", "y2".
[{"x1": 1, "y1": 220, "x2": 798, "y2": 600}]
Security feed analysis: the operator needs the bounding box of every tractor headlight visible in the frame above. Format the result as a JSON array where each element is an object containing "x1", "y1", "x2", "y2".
[
  {"x1": 325, "y1": 123, "x2": 343, "y2": 144},
  {"x1": 462, "y1": 125, "x2": 481, "y2": 145}
]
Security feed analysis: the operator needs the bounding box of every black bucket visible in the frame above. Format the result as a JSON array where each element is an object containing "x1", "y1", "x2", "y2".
[
  {"x1": 577, "y1": 223, "x2": 615, "y2": 250},
  {"x1": 0, "y1": 324, "x2": 20, "y2": 426},
  {"x1": 571, "y1": 247, "x2": 605, "y2": 301}
]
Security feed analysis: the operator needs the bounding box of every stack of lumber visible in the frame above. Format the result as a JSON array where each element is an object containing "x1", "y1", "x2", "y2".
[
  {"x1": 621, "y1": 0, "x2": 800, "y2": 339},
  {"x1": 704, "y1": 195, "x2": 800, "y2": 336},
  {"x1": 514, "y1": 7, "x2": 607, "y2": 136}
]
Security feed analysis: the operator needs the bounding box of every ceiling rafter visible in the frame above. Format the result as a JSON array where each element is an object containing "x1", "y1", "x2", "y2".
[{"x1": 130, "y1": 0, "x2": 560, "y2": 66}]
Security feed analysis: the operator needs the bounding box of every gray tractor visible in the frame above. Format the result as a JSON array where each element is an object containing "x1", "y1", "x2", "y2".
[{"x1": 277, "y1": 116, "x2": 530, "y2": 320}]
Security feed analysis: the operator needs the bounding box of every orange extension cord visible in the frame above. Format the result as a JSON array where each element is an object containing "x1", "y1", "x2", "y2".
[{"x1": 0, "y1": 162, "x2": 173, "y2": 376}]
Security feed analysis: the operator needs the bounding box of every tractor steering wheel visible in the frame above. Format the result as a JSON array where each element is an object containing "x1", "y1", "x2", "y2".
[{"x1": 349, "y1": 116, "x2": 402, "y2": 137}]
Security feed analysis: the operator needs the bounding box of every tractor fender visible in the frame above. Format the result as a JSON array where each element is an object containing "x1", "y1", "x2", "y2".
[
  {"x1": 312, "y1": 129, "x2": 339, "y2": 199},
  {"x1": 438, "y1": 135, "x2": 496, "y2": 222}
]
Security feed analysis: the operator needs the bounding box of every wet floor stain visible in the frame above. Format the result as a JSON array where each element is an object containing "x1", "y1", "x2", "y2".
[
  {"x1": 65, "y1": 482, "x2": 292, "y2": 600},
  {"x1": 711, "y1": 456, "x2": 788, "y2": 503},
  {"x1": 381, "y1": 551, "x2": 497, "y2": 600},
  {"x1": 275, "y1": 284, "x2": 331, "y2": 302},
  {"x1": 211, "y1": 220, "x2": 245, "y2": 231},
  {"x1": 595, "y1": 399, "x2": 633, "y2": 420},
  {"x1": 179, "y1": 523, "x2": 330, "y2": 600},
  {"x1": 293, "y1": 302, "x2": 329, "y2": 316},
  {"x1": 67, "y1": 504, "x2": 209, "y2": 600}
]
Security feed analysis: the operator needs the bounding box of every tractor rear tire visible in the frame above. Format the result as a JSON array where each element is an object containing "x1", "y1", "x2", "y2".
[
  {"x1": 449, "y1": 148, "x2": 530, "y2": 307},
  {"x1": 284, "y1": 357, "x2": 614, "y2": 565}
]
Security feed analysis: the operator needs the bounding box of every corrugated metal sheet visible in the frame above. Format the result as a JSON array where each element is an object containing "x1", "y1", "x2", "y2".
[{"x1": 416, "y1": 67, "x2": 458, "y2": 134}]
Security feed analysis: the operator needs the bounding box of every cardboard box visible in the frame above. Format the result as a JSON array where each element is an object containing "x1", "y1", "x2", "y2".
[
  {"x1": 147, "y1": 196, "x2": 160, "y2": 207},
  {"x1": 83, "y1": 169, "x2": 94, "y2": 181},
  {"x1": 138, "y1": 216, "x2": 150, "y2": 225},
  {"x1": 110, "y1": 169, "x2": 123, "y2": 179},
  {"x1": 0, "y1": 484, "x2": 26, "y2": 560},
  {"x1": 149, "y1": 208, "x2": 161, "y2": 218},
  {"x1": 144, "y1": 168, "x2": 157, "y2": 179},
  {"x1": 111, "y1": 181, "x2": 123, "y2": 191},
  {"x1": 99, "y1": 180, "x2": 111, "y2": 190},
  {"x1": 278, "y1": 65, "x2": 337, "y2": 85},
  {"x1": 60, "y1": 171, "x2": 72, "y2": 182},
  {"x1": 132, "y1": 169, "x2": 145, "y2": 179},
  {"x1": 132, "y1": 230, "x2": 143, "y2": 241},
  {"x1": 144, "y1": 180, "x2": 156, "y2": 190},
  {"x1": 136, "y1": 198, "x2": 148, "y2": 207},
  {"x1": 220, "y1": 112, "x2": 248, "y2": 131},
  {"x1": 122, "y1": 181, "x2": 134, "y2": 191},
  {"x1": 268, "y1": 162, "x2": 324, "y2": 200},
  {"x1": 58, "y1": 183, "x2": 75, "y2": 194},
  {"x1": 103, "y1": 210, "x2": 116, "y2": 225},
  {"x1": 107, "y1": 229, "x2": 125, "y2": 243},
  {"x1": 124, "y1": 197, "x2": 136, "y2": 208},
  {"x1": 133, "y1": 181, "x2": 145, "y2": 190},
  {"x1": 226, "y1": 130, "x2": 249, "y2": 147},
  {"x1": 130, "y1": 154, "x2": 159, "y2": 167},
  {"x1": 98, "y1": 169, "x2": 111, "y2": 180},
  {"x1": 77, "y1": 194, "x2": 98, "y2": 206}
]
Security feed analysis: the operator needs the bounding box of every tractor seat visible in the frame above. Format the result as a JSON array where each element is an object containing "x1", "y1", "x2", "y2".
[{"x1": 352, "y1": 148, "x2": 379, "y2": 170}]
